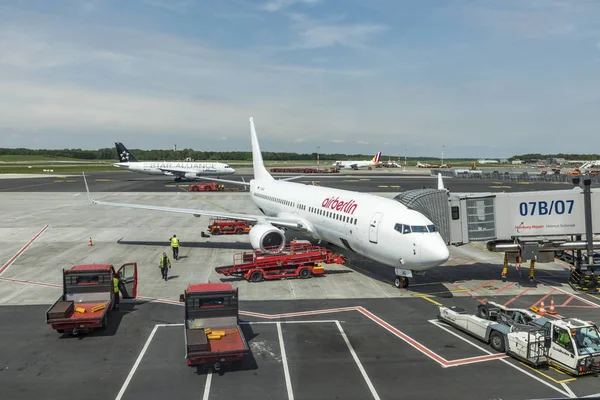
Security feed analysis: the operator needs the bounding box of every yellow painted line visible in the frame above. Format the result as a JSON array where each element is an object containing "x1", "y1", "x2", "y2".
[
  {"x1": 94, "y1": 179, "x2": 114, "y2": 182},
  {"x1": 518, "y1": 362, "x2": 577, "y2": 384},
  {"x1": 343, "y1": 180, "x2": 360, "y2": 182},
  {"x1": 488, "y1": 185, "x2": 512, "y2": 189},
  {"x1": 378, "y1": 185, "x2": 389, "y2": 188},
  {"x1": 390, "y1": 185, "x2": 401, "y2": 188},
  {"x1": 54, "y1": 180, "x2": 65, "y2": 183},
  {"x1": 66, "y1": 180, "x2": 75, "y2": 182},
  {"x1": 587, "y1": 293, "x2": 600, "y2": 302},
  {"x1": 413, "y1": 294, "x2": 443, "y2": 306},
  {"x1": 492, "y1": 181, "x2": 502, "y2": 184},
  {"x1": 178, "y1": 184, "x2": 189, "y2": 187},
  {"x1": 359, "y1": 178, "x2": 370, "y2": 181},
  {"x1": 165, "y1": 184, "x2": 176, "y2": 187},
  {"x1": 410, "y1": 281, "x2": 446, "y2": 287},
  {"x1": 517, "y1": 182, "x2": 532, "y2": 185},
  {"x1": 421, "y1": 289, "x2": 468, "y2": 295}
]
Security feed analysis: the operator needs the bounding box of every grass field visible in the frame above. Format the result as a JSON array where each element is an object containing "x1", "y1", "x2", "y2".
[
  {"x1": 0, "y1": 165, "x2": 121, "y2": 174},
  {"x1": 0, "y1": 155, "x2": 100, "y2": 162}
]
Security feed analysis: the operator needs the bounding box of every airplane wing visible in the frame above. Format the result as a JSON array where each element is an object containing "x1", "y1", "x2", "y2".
[
  {"x1": 158, "y1": 167, "x2": 197, "y2": 177},
  {"x1": 82, "y1": 173, "x2": 310, "y2": 231}
]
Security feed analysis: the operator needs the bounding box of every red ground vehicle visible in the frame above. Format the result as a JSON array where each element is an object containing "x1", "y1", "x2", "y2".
[
  {"x1": 208, "y1": 218, "x2": 255, "y2": 235},
  {"x1": 45, "y1": 263, "x2": 138, "y2": 335},
  {"x1": 189, "y1": 182, "x2": 224, "y2": 192},
  {"x1": 179, "y1": 283, "x2": 249, "y2": 371},
  {"x1": 215, "y1": 240, "x2": 346, "y2": 282},
  {"x1": 269, "y1": 167, "x2": 340, "y2": 173}
]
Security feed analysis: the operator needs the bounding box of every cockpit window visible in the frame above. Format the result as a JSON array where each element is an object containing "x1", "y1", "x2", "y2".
[
  {"x1": 224, "y1": 164, "x2": 230, "y2": 168},
  {"x1": 403, "y1": 225, "x2": 411, "y2": 234},
  {"x1": 411, "y1": 226, "x2": 428, "y2": 233},
  {"x1": 394, "y1": 223, "x2": 404, "y2": 233},
  {"x1": 427, "y1": 225, "x2": 437, "y2": 232}
]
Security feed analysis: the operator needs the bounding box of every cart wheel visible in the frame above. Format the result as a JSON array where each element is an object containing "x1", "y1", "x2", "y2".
[
  {"x1": 490, "y1": 331, "x2": 505, "y2": 352},
  {"x1": 212, "y1": 229, "x2": 220, "y2": 235},
  {"x1": 299, "y1": 267, "x2": 312, "y2": 279},
  {"x1": 477, "y1": 305, "x2": 489, "y2": 320},
  {"x1": 191, "y1": 186, "x2": 198, "y2": 192},
  {"x1": 56, "y1": 329, "x2": 64, "y2": 334},
  {"x1": 235, "y1": 228, "x2": 243, "y2": 235},
  {"x1": 204, "y1": 187, "x2": 211, "y2": 191},
  {"x1": 394, "y1": 276, "x2": 409, "y2": 289},
  {"x1": 250, "y1": 271, "x2": 263, "y2": 282}
]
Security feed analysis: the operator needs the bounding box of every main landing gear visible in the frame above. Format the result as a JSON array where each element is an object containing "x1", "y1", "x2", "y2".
[{"x1": 394, "y1": 268, "x2": 412, "y2": 289}]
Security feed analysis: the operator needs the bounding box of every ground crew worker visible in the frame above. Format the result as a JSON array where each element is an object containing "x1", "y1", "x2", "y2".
[
  {"x1": 557, "y1": 329, "x2": 571, "y2": 348},
  {"x1": 113, "y1": 275, "x2": 120, "y2": 309},
  {"x1": 159, "y1": 252, "x2": 171, "y2": 281},
  {"x1": 219, "y1": 184, "x2": 225, "y2": 191},
  {"x1": 170, "y1": 234, "x2": 180, "y2": 260}
]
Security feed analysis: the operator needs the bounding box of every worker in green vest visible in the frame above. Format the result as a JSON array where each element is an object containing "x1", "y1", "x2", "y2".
[
  {"x1": 159, "y1": 252, "x2": 171, "y2": 281},
  {"x1": 113, "y1": 275, "x2": 120, "y2": 309},
  {"x1": 170, "y1": 234, "x2": 180, "y2": 260}
]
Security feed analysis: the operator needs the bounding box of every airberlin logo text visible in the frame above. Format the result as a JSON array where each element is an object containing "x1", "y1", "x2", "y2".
[{"x1": 322, "y1": 197, "x2": 358, "y2": 214}]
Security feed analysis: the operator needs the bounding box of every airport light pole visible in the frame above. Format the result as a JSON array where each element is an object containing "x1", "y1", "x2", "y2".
[
  {"x1": 316, "y1": 146, "x2": 320, "y2": 168},
  {"x1": 441, "y1": 145, "x2": 445, "y2": 166},
  {"x1": 404, "y1": 148, "x2": 407, "y2": 170}
]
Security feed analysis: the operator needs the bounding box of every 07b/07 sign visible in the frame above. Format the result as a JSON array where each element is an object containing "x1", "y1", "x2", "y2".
[{"x1": 518, "y1": 200, "x2": 575, "y2": 216}]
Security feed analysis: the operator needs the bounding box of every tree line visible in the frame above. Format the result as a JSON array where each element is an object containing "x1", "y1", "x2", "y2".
[{"x1": 508, "y1": 153, "x2": 600, "y2": 161}]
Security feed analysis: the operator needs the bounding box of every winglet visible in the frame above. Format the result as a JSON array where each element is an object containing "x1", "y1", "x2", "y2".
[
  {"x1": 82, "y1": 172, "x2": 96, "y2": 204},
  {"x1": 437, "y1": 173, "x2": 445, "y2": 190}
]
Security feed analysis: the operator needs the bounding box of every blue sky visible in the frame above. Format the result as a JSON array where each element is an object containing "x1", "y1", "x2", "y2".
[{"x1": 1, "y1": 0, "x2": 600, "y2": 157}]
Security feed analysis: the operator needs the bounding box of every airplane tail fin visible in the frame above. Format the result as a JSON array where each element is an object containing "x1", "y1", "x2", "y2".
[
  {"x1": 372, "y1": 152, "x2": 382, "y2": 164},
  {"x1": 249, "y1": 117, "x2": 274, "y2": 181},
  {"x1": 115, "y1": 142, "x2": 139, "y2": 162}
]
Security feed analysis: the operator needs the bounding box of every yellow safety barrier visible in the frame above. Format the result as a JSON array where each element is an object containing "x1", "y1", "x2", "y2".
[
  {"x1": 92, "y1": 304, "x2": 106, "y2": 313},
  {"x1": 75, "y1": 307, "x2": 86, "y2": 313}
]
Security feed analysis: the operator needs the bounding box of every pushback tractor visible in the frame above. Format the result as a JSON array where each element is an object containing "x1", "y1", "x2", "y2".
[{"x1": 438, "y1": 301, "x2": 600, "y2": 376}]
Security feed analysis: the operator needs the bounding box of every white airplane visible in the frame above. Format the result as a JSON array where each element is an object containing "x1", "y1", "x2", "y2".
[
  {"x1": 84, "y1": 119, "x2": 449, "y2": 288},
  {"x1": 113, "y1": 142, "x2": 236, "y2": 182},
  {"x1": 332, "y1": 152, "x2": 382, "y2": 170}
]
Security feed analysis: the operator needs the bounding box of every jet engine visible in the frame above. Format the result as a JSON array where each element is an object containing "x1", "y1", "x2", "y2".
[
  {"x1": 249, "y1": 224, "x2": 286, "y2": 253},
  {"x1": 184, "y1": 172, "x2": 197, "y2": 180}
]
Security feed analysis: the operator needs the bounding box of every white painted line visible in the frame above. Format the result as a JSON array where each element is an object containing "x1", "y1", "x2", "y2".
[
  {"x1": 72, "y1": 193, "x2": 80, "y2": 196},
  {"x1": 429, "y1": 320, "x2": 495, "y2": 355},
  {"x1": 157, "y1": 323, "x2": 184, "y2": 327},
  {"x1": 242, "y1": 320, "x2": 338, "y2": 325},
  {"x1": 0, "y1": 225, "x2": 49, "y2": 275},
  {"x1": 336, "y1": 321, "x2": 381, "y2": 400},
  {"x1": 277, "y1": 322, "x2": 294, "y2": 400},
  {"x1": 561, "y1": 382, "x2": 576, "y2": 399},
  {"x1": 115, "y1": 324, "x2": 159, "y2": 400},
  {"x1": 537, "y1": 278, "x2": 600, "y2": 308},
  {"x1": 202, "y1": 371, "x2": 212, "y2": 400},
  {"x1": 428, "y1": 321, "x2": 571, "y2": 398}
]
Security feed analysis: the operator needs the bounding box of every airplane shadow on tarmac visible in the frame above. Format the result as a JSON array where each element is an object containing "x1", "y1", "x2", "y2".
[
  {"x1": 116, "y1": 238, "x2": 253, "y2": 251},
  {"x1": 56, "y1": 302, "x2": 138, "y2": 340}
]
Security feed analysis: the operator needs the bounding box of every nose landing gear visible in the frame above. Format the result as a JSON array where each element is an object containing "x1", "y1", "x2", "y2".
[
  {"x1": 394, "y1": 268, "x2": 412, "y2": 289},
  {"x1": 394, "y1": 276, "x2": 409, "y2": 289}
]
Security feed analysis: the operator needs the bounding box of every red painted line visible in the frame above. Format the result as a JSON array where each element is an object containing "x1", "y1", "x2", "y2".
[
  {"x1": 561, "y1": 296, "x2": 575, "y2": 307},
  {"x1": 504, "y1": 287, "x2": 535, "y2": 306},
  {"x1": 470, "y1": 279, "x2": 496, "y2": 293},
  {"x1": 357, "y1": 306, "x2": 449, "y2": 367},
  {"x1": 495, "y1": 282, "x2": 516, "y2": 295},
  {"x1": 530, "y1": 289, "x2": 556, "y2": 309},
  {"x1": 240, "y1": 307, "x2": 359, "y2": 319},
  {"x1": 445, "y1": 353, "x2": 508, "y2": 367},
  {"x1": 0, "y1": 225, "x2": 49, "y2": 275},
  {"x1": 536, "y1": 280, "x2": 600, "y2": 309},
  {"x1": 0, "y1": 276, "x2": 60, "y2": 288},
  {"x1": 555, "y1": 305, "x2": 596, "y2": 309}
]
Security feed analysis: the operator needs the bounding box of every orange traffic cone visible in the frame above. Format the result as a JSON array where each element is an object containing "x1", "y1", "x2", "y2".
[
  {"x1": 548, "y1": 297, "x2": 557, "y2": 315},
  {"x1": 88, "y1": 237, "x2": 93, "y2": 247},
  {"x1": 538, "y1": 301, "x2": 547, "y2": 316}
]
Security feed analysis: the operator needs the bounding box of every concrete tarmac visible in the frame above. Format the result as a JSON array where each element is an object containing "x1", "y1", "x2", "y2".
[
  {"x1": 1, "y1": 184, "x2": 600, "y2": 399},
  {"x1": 0, "y1": 170, "x2": 580, "y2": 192}
]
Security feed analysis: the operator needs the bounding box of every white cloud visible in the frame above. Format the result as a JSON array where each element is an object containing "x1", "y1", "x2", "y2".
[
  {"x1": 357, "y1": 141, "x2": 369, "y2": 145},
  {"x1": 287, "y1": 13, "x2": 387, "y2": 49},
  {"x1": 330, "y1": 139, "x2": 345, "y2": 143},
  {"x1": 261, "y1": 0, "x2": 321, "y2": 12}
]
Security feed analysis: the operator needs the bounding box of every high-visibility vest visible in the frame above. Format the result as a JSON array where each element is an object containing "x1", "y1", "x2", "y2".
[
  {"x1": 160, "y1": 256, "x2": 169, "y2": 268},
  {"x1": 113, "y1": 277, "x2": 119, "y2": 293},
  {"x1": 171, "y1": 237, "x2": 179, "y2": 247}
]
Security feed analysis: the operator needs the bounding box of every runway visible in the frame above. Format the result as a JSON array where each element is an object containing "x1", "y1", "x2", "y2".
[{"x1": 0, "y1": 170, "x2": 580, "y2": 193}]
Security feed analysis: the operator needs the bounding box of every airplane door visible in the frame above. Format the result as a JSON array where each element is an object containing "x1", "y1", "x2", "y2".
[
  {"x1": 369, "y1": 212, "x2": 383, "y2": 244},
  {"x1": 117, "y1": 262, "x2": 138, "y2": 299}
]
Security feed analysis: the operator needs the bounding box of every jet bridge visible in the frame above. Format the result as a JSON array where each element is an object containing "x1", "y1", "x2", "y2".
[{"x1": 394, "y1": 181, "x2": 600, "y2": 290}]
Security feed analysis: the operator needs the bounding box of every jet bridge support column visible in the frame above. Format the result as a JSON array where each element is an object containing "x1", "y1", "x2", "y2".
[
  {"x1": 529, "y1": 260, "x2": 535, "y2": 282},
  {"x1": 501, "y1": 253, "x2": 508, "y2": 282}
]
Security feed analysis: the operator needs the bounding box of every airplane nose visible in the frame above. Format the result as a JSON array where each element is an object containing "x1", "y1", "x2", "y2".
[
  {"x1": 227, "y1": 168, "x2": 236, "y2": 174},
  {"x1": 420, "y1": 236, "x2": 450, "y2": 267}
]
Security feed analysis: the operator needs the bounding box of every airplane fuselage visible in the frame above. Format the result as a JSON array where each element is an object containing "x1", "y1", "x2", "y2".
[
  {"x1": 334, "y1": 161, "x2": 378, "y2": 170},
  {"x1": 249, "y1": 178, "x2": 449, "y2": 271},
  {"x1": 113, "y1": 162, "x2": 235, "y2": 177}
]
